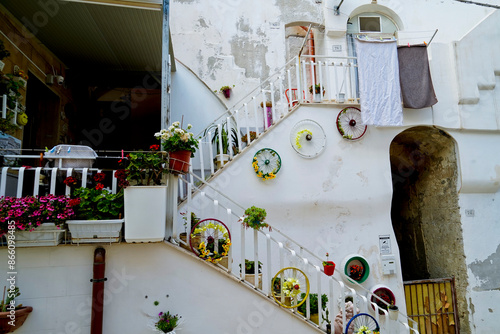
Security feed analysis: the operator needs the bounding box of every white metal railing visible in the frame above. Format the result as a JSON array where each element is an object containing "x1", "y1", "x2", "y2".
[
  {"x1": 187, "y1": 55, "x2": 359, "y2": 189},
  {"x1": 175, "y1": 172, "x2": 419, "y2": 333},
  {"x1": 0, "y1": 166, "x2": 119, "y2": 198}
]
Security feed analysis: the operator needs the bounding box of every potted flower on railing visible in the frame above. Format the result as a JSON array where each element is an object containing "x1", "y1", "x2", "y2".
[
  {"x1": 240, "y1": 206, "x2": 271, "y2": 231},
  {"x1": 0, "y1": 286, "x2": 33, "y2": 333},
  {"x1": 117, "y1": 144, "x2": 170, "y2": 243},
  {"x1": 323, "y1": 252, "x2": 336, "y2": 276},
  {"x1": 155, "y1": 121, "x2": 199, "y2": 174},
  {"x1": 65, "y1": 172, "x2": 125, "y2": 244},
  {"x1": 239, "y1": 259, "x2": 262, "y2": 289},
  {"x1": 0, "y1": 195, "x2": 74, "y2": 246},
  {"x1": 297, "y1": 293, "x2": 328, "y2": 325},
  {"x1": 309, "y1": 83, "x2": 325, "y2": 103},
  {"x1": 179, "y1": 211, "x2": 200, "y2": 251},
  {"x1": 205, "y1": 121, "x2": 238, "y2": 169}
]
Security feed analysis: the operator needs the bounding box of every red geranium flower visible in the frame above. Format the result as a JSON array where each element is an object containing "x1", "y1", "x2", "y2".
[
  {"x1": 95, "y1": 183, "x2": 104, "y2": 191},
  {"x1": 150, "y1": 144, "x2": 160, "y2": 151},
  {"x1": 93, "y1": 172, "x2": 106, "y2": 183},
  {"x1": 63, "y1": 176, "x2": 78, "y2": 187}
]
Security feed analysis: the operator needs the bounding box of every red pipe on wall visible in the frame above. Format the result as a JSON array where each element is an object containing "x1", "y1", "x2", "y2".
[{"x1": 91, "y1": 247, "x2": 106, "y2": 334}]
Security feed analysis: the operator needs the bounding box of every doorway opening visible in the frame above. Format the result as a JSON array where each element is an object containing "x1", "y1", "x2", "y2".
[{"x1": 389, "y1": 126, "x2": 469, "y2": 332}]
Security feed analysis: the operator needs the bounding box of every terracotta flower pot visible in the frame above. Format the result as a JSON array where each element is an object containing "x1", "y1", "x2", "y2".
[
  {"x1": 0, "y1": 306, "x2": 33, "y2": 333},
  {"x1": 323, "y1": 261, "x2": 335, "y2": 276},
  {"x1": 169, "y1": 150, "x2": 191, "y2": 174}
]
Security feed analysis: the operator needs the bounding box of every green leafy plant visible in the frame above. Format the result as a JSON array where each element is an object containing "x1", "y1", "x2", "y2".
[
  {"x1": 297, "y1": 293, "x2": 328, "y2": 315},
  {"x1": 239, "y1": 259, "x2": 262, "y2": 274},
  {"x1": 71, "y1": 188, "x2": 124, "y2": 220},
  {"x1": 155, "y1": 121, "x2": 199, "y2": 157},
  {"x1": 1, "y1": 286, "x2": 22, "y2": 312},
  {"x1": 218, "y1": 85, "x2": 234, "y2": 92},
  {"x1": 0, "y1": 40, "x2": 10, "y2": 61},
  {"x1": 240, "y1": 206, "x2": 270, "y2": 231},
  {"x1": 206, "y1": 121, "x2": 238, "y2": 155},
  {"x1": 323, "y1": 252, "x2": 334, "y2": 266},
  {"x1": 65, "y1": 172, "x2": 124, "y2": 220},
  {"x1": 180, "y1": 211, "x2": 200, "y2": 233},
  {"x1": 121, "y1": 144, "x2": 169, "y2": 186},
  {"x1": 155, "y1": 311, "x2": 181, "y2": 333},
  {"x1": 0, "y1": 75, "x2": 24, "y2": 110}
]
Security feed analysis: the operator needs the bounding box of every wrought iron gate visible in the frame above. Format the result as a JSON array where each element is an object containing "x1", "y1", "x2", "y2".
[{"x1": 404, "y1": 277, "x2": 459, "y2": 334}]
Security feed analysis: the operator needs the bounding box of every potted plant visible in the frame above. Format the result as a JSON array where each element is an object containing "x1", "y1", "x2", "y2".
[
  {"x1": 12, "y1": 67, "x2": 28, "y2": 88},
  {"x1": 322, "y1": 308, "x2": 332, "y2": 334},
  {"x1": 260, "y1": 101, "x2": 273, "y2": 128},
  {"x1": 179, "y1": 211, "x2": 200, "y2": 250},
  {"x1": 309, "y1": 83, "x2": 325, "y2": 102},
  {"x1": 239, "y1": 259, "x2": 262, "y2": 289},
  {"x1": 323, "y1": 252, "x2": 335, "y2": 276},
  {"x1": 388, "y1": 304, "x2": 399, "y2": 321},
  {"x1": 117, "y1": 144, "x2": 170, "y2": 243},
  {"x1": 240, "y1": 206, "x2": 271, "y2": 231},
  {"x1": 0, "y1": 286, "x2": 33, "y2": 333},
  {"x1": 369, "y1": 285, "x2": 396, "y2": 316},
  {"x1": 341, "y1": 254, "x2": 370, "y2": 285},
  {"x1": 0, "y1": 195, "x2": 74, "y2": 247},
  {"x1": 297, "y1": 293, "x2": 328, "y2": 325},
  {"x1": 216, "y1": 85, "x2": 234, "y2": 99},
  {"x1": 0, "y1": 40, "x2": 9, "y2": 72},
  {"x1": 65, "y1": 173, "x2": 125, "y2": 244},
  {"x1": 154, "y1": 310, "x2": 181, "y2": 334},
  {"x1": 206, "y1": 121, "x2": 238, "y2": 169},
  {"x1": 155, "y1": 121, "x2": 199, "y2": 174}
]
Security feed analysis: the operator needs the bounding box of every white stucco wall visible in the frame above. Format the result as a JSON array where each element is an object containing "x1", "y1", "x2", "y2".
[
  {"x1": 197, "y1": 104, "x2": 406, "y2": 311},
  {"x1": 0, "y1": 243, "x2": 318, "y2": 334}
]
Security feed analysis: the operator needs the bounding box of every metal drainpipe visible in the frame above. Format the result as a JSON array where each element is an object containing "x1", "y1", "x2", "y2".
[{"x1": 90, "y1": 247, "x2": 106, "y2": 334}]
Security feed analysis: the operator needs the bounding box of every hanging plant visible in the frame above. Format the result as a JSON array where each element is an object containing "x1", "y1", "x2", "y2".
[{"x1": 240, "y1": 206, "x2": 270, "y2": 231}]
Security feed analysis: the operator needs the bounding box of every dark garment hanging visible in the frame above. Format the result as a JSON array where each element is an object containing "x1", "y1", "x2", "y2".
[{"x1": 397, "y1": 45, "x2": 438, "y2": 109}]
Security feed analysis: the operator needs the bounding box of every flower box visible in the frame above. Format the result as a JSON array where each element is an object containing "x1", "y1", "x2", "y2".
[
  {"x1": 67, "y1": 219, "x2": 124, "y2": 244},
  {"x1": 15, "y1": 223, "x2": 65, "y2": 247}
]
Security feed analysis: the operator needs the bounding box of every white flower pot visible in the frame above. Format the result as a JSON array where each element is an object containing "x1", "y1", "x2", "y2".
[
  {"x1": 15, "y1": 223, "x2": 65, "y2": 247},
  {"x1": 67, "y1": 219, "x2": 124, "y2": 244},
  {"x1": 388, "y1": 306, "x2": 399, "y2": 321},
  {"x1": 124, "y1": 186, "x2": 167, "y2": 243}
]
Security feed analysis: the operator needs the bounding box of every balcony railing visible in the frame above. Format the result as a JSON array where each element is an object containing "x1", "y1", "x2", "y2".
[{"x1": 184, "y1": 55, "x2": 359, "y2": 193}]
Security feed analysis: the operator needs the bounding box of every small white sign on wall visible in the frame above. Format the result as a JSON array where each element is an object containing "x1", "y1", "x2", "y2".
[{"x1": 379, "y1": 235, "x2": 392, "y2": 255}]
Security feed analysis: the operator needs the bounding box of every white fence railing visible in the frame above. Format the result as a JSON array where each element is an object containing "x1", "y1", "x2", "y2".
[
  {"x1": 175, "y1": 172, "x2": 419, "y2": 334},
  {"x1": 0, "y1": 166, "x2": 119, "y2": 198},
  {"x1": 186, "y1": 55, "x2": 359, "y2": 189}
]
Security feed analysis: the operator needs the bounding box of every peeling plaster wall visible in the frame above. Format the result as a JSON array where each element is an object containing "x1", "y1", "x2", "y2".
[
  {"x1": 454, "y1": 131, "x2": 500, "y2": 333},
  {"x1": 170, "y1": 0, "x2": 323, "y2": 108}
]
